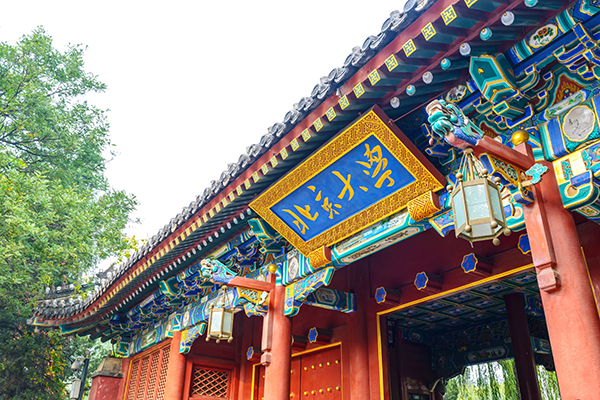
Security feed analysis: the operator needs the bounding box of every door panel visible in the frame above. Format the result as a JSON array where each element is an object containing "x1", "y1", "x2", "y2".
[
  {"x1": 253, "y1": 345, "x2": 342, "y2": 399},
  {"x1": 299, "y1": 346, "x2": 342, "y2": 398}
]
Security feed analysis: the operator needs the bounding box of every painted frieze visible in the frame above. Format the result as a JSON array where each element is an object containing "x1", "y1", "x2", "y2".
[
  {"x1": 332, "y1": 209, "x2": 427, "y2": 264},
  {"x1": 284, "y1": 267, "x2": 335, "y2": 317}
]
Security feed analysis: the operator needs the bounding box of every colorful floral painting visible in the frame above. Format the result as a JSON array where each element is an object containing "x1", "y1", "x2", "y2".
[
  {"x1": 529, "y1": 24, "x2": 558, "y2": 49},
  {"x1": 544, "y1": 90, "x2": 585, "y2": 120}
]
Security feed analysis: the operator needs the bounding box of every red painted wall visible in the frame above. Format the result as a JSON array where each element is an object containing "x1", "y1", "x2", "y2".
[
  {"x1": 577, "y1": 220, "x2": 600, "y2": 313},
  {"x1": 89, "y1": 376, "x2": 122, "y2": 400}
]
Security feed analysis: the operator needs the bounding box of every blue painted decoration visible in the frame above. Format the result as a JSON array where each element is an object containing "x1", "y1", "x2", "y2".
[
  {"x1": 304, "y1": 287, "x2": 356, "y2": 313},
  {"x1": 246, "y1": 346, "x2": 255, "y2": 360},
  {"x1": 414, "y1": 272, "x2": 429, "y2": 290},
  {"x1": 332, "y1": 209, "x2": 426, "y2": 264},
  {"x1": 284, "y1": 267, "x2": 335, "y2": 316},
  {"x1": 429, "y1": 208, "x2": 455, "y2": 237},
  {"x1": 272, "y1": 135, "x2": 415, "y2": 241},
  {"x1": 282, "y1": 250, "x2": 323, "y2": 286},
  {"x1": 539, "y1": 94, "x2": 600, "y2": 160},
  {"x1": 179, "y1": 322, "x2": 207, "y2": 354},
  {"x1": 518, "y1": 234, "x2": 532, "y2": 254},
  {"x1": 461, "y1": 253, "x2": 478, "y2": 274},
  {"x1": 308, "y1": 327, "x2": 318, "y2": 343},
  {"x1": 526, "y1": 163, "x2": 549, "y2": 184},
  {"x1": 375, "y1": 287, "x2": 387, "y2": 304}
]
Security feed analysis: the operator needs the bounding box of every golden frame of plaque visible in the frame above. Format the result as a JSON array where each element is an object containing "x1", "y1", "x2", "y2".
[{"x1": 250, "y1": 106, "x2": 446, "y2": 256}]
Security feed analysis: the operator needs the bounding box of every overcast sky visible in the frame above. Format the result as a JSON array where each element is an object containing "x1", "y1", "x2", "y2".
[{"x1": 2, "y1": 1, "x2": 407, "y2": 249}]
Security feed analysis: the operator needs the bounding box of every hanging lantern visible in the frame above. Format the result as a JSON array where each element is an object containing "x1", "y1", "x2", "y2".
[
  {"x1": 450, "y1": 149, "x2": 510, "y2": 245},
  {"x1": 206, "y1": 288, "x2": 234, "y2": 343}
]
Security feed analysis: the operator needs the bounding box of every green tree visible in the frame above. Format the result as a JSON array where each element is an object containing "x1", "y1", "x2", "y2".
[
  {"x1": 0, "y1": 28, "x2": 136, "y2": 399},
  {"x1": 498, "y1": 359, "x2": 519, "y2": 399},
  {"x1": 444, "y1": 360, "x2": 562, "y2": 400},
  {"x1": 444, "y1": 374, "x2": 461, "y2": 400}
]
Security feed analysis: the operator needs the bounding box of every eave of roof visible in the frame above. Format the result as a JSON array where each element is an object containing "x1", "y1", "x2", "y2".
[{"x1": 35, "y1": 0, "x2": 570, "y2": 336}]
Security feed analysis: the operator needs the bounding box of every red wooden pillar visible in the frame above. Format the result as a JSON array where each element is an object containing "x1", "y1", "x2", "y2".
[
  {"x1": 504, "y1": 292, "x2": 542, "y2": 400},
  {"x1": 237, "y1": 316, "x2": 253, "y2": 400},
  {"x1": 116, "y1": 357, "x2": 130, "y2": 400},
  {"x1": 348, "y1": 264, "x2": 371, "y2": 399},
  {"x1": 513, "y1": 139, "x2": 600, "y2": 398},
  {"x1": 164, "y1": 331, "x2": 187, "y2": 400},
  {"x1": 263, "y1": 284, "x2": 292, "y2": 400}
]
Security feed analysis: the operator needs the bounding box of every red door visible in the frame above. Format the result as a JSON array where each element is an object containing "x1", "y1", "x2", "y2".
[
  {"x1": 298, "y1": 346, "x2": 342, "y2": 399},
  {"x1": 254, "y1": 345, "x2": 342, "y2": 399}
]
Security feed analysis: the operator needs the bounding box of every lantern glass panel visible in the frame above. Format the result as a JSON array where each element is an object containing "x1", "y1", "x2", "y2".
[
  {"x1": 489, "y1": 184, "x2": 504, "y2": 222},
  {"x1": 452, "y1": 189, "x2": 466, "y2": 229},
  {"x1": 471, "y1": 223, "x2": 493, "y2": 237},
  {"x1": 464, "y1": 183, "x2": 490, "y2": 220},
  {"x1": 222, "y1": 310, "x2": 233, "y2": 336},
  {"x1": 210, "y1": 309, "x2": 223, "y2": 333}
]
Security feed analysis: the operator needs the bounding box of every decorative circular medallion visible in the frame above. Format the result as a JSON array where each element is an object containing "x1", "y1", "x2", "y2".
[
  {"x1": 288, "y1": 256, "x2": 299, "y2": 280},
  {"x1": 563, "y1": 105, "x2": 595, "y2": 142},
  {"x1": 182, "y1": 310, "x2": 190, "y2": 327}
]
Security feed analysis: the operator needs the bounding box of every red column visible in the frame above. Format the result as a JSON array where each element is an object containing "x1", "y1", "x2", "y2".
[
  {"x1": 504, "y1": 293, "x2": 542, "y2": 400},
  {"x1": 116, "y1": 357, "x2": 130, "y2": 400},
  {"x1": 263, "y1": 284, "x2": 292, "y2": 400},
  {"x1": 348, "y1": 264, "x2": 371, "y2": 399},
  {"x1": 515, "y1": 142, "x2": 600, "y2": 398},
  {"x1": 237, "y1": 316, "x2": 253, "y2": 399},
  {"x1": 164, "y1": 331, "x2": 187, "y2": 400}
]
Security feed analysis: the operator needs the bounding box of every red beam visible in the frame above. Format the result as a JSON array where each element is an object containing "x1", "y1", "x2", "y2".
[
  {"x1": 474, "y1": 136, "x2": 534, "y2": 170},
  {"x1": 226, "y1": 276, "x2": 275, "y2": 292}
]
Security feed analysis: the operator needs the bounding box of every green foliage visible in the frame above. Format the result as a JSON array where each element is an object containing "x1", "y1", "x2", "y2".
[
  {"x1": 498, "y1": 359, "x2": 518, "y2": 399},
  {"x1": 444, "y1": 360, "x2": 562, "y2": 400},
  {"x1": 0, "y1": 152, "x2": 135, "y2": 310},
  {"x1": 538, "y1": 365, "x2": 561, "y2": 400},
  {"x1": 0, "y1": 308, "x2": 68, "y2": 399},
  {"x1": 0, "y1": 28, "x2": 136, "y2": 399},
  {"x1": 0, "y1": 27, "x2": 109, "y2": 189},
  {"x1": 444, "y1": 370, "x2": 462, "y2": 400}
]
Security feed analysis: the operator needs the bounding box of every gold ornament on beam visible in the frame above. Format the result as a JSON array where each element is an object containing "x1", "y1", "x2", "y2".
[{"x1": 449, "y1": 148, "x2": 511, "y2": 246}]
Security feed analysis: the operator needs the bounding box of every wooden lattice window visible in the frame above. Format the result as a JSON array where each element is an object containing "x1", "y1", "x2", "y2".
[
  {"x1": 155, "y1": 350, "x2": 170, "y2": 399},
  {"x1": 136, "y1": 356, "x2": 149, "y2": 400},
  {"x1": 145, "y1": 351, "x2": 160, "y2": 398},
  {"x1": 124, "y1": 345, "x2": 170, "y2": 400},
  {"x1": 126, "y1": 359, "x2": 140, "y2": 400},
  {"x1": 190, "y1": 366, "x2": 230, "y2": 399}
]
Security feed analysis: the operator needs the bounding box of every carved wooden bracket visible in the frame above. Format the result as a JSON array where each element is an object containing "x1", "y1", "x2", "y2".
[
  {"x1": 461, "y1": 253, "x2": 494, "y2": 278},
  {"x1": 291, "y1": 335, "x2": 308, "y2": 352},
  {"x1": 307, "y1": 327, "x2": 332, "y2": 345},
  {"x1": 246, "y1": 346, "x2": 262, "y2": 363},
  {"x1": 535, "y1": 261, "x2": 560, "y2": 292}
]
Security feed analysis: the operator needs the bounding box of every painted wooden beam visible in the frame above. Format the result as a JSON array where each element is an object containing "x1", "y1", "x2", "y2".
[
  {"x1": 474, "y1": 136, "x2": 534, "y2": 170},
  {"x1": 304, "y1": 287, "x2": 356, "y2": 313},
  {"x1": 226, "y1": 276, "x2": 274, "y2": 292}
]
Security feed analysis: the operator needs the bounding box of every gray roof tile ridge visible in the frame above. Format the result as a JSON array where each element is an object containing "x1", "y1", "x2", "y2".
[{"x1": 36, "y1": 0, "x2": 437, "y2": 317}]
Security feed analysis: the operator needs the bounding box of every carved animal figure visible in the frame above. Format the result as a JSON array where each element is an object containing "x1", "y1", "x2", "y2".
[
  {"x1": 426, "y1": 99, "x2": 484, "y2": 149},
  {"x1": 200, "y1": 258, "x2": 238, "y2": 284}
]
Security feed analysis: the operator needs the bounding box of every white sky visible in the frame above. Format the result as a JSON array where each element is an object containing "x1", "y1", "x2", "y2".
[{"x1": 1, "y1": 0, "x2": 406, "y2": 246}]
